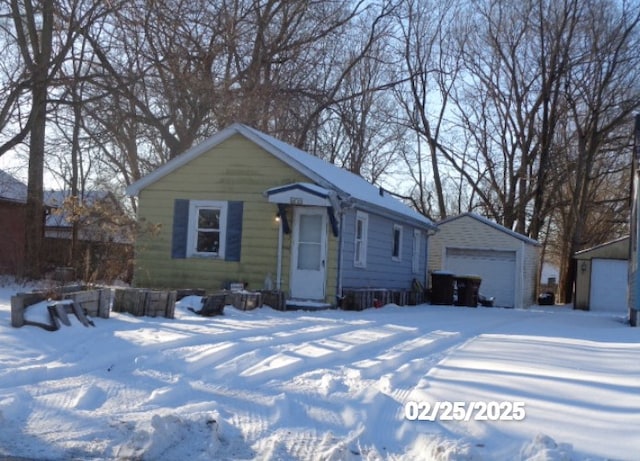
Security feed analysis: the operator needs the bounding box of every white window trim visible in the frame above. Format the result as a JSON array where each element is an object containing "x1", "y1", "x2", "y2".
[
  {"x1": 412, "y1": 229, "x2": 421, "y2": 274},
  {"x1": 392, "y1": 224, "x2": 403, "y2": 262},
  {"x1": 187, "y1": 200, "x2": 228, "y2": 258},
  {"x1": 354, "y1": 211, "x2": 368, "y2": 268}
]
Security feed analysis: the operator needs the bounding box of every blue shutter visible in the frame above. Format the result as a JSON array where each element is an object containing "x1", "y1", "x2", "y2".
[
  {"x1": 171, "y1": 199, "x2": 189, "y2": 258},
  {"x1": 225, "y1": 201, "x2": 243, "y2": 261}
]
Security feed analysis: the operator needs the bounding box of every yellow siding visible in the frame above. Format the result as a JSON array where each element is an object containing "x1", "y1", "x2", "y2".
[{"x1": 133, "y1": 134, "x2": 338, "y2": 302}]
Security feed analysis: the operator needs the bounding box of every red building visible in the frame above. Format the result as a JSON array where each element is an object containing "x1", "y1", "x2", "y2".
[{"x1": 0, "y1": 170, "x2": 27, "y2": 274}]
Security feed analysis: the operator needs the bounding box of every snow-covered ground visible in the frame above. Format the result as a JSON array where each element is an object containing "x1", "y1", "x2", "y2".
[{"x1": 1, "y1": 280, "x2": 639, "y2": 461}]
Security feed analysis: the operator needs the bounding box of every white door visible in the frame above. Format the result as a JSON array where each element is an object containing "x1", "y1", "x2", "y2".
[
  {"x1": 445, "y1": 248, "x2": 517, "y2": 308},
  {"x1": 589, "y1": 258, "x2": 628, "y2": 312},
  {"x1": 290, "y1": 207, "x2": 327, "y2": 300}
]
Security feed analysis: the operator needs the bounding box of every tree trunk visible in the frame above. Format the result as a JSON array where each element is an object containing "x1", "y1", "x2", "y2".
[
  {"x1": 24, "y1": 78, "x2": 47, "y2": 279},
  {"x1": 20, "y1": 0, "x2": 54, "y2": 279}
]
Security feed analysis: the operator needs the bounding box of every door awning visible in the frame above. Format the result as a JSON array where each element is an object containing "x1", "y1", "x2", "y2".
[
  {"x1": 264, "y1": 182, "x2": 333, "y2": 206},
  {"x1": 265, "y1": 183, "x2": 340, "y2": 237}
]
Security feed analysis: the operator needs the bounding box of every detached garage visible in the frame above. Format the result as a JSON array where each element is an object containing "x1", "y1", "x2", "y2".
[
  {"x1": 428, "y1": 213, "x2": 541, "y2": 309},
  {"x1": 574, "y1": 237, "x2": 628, "y2": 313}
]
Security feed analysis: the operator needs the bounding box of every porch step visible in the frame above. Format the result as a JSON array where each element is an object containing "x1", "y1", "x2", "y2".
[{"x1": 285, "y1": 300, "x2": 333, "y2": 310}]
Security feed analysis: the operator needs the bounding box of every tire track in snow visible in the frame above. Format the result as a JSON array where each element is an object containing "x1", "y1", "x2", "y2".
[
  {"x1": 344, "y1": 309, "x2": 546, "y2": 454},
  {"x1": 191, "y1": 326, "x2": 465, "y2": 460},
  {"x1": 227, "y1": 324, "x2": 413, "y2": 384},
  {"x1": 0, "y1": 313, "x2": 370, "y2": 460},
  {"x1": 263, "y1": 309, "x2": 541, "y2": 458},
  {"x1": 0, "y1": 315, "x2": 362, "y2": 390}
]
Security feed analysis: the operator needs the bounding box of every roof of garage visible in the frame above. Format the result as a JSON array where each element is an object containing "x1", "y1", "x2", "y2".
[
  {"x1": 437, "y1": 212, "x2": 540, "y2": 246},
  {"x1": 574, "y1": 236, "x2": 629, "y2": 260}
]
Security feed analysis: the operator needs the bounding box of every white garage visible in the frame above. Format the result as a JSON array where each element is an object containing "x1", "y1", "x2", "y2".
[
  {"x1": 574, "y1": 237, "x2": 629, "y2": 313},
  {"x1": 428, "y1": 213, "x2": 541, "y2": 309},
  {"x1": 445, "y1": 248, "x2": 517, "y2": 308},
  {"x1": 589, "y1": 259, "x2": 628, "y2": 312}
]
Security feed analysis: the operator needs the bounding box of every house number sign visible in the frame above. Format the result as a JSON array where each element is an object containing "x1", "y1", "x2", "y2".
[{"x1": 290, "y1": 197, "x2": 303, "y2": 205}]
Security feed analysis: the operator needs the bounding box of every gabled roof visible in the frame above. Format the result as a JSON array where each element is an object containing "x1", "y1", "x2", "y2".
[
  {"x1": 44, "y1": 190, "x2": 115, "y2": 228},
  {"x1": 437, "y1": 212, "x2": 540, "y2": 246},
  {"x1": 574, "y1": 235, "x2": 629, "y2": 259},
  {"x1": 264, "y1": 182, "x2": 335, "y2": 207},
  {"x1": 0, "y1": 170, "x2": 27, "y2": 203},
  {"x1": 126, "y1": 123, "x2": 436, "y2": 229}
]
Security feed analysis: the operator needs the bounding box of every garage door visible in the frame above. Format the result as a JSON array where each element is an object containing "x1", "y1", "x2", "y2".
[
  {"x1": 589, "y1": 258, "x2": 628, "y2": 312},
  {"x1": 445, "y1": 248, "x2": 516, "y2": 308}
]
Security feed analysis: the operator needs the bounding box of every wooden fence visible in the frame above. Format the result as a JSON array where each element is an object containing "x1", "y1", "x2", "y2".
[
  {"x1": 11, "y1": 285, "x2": 111, "y2": 328},
  {"x1": 11, "y1": 285, "x2": 179, "y2": 329},
  {"x1": 341, "y1": 288, "x2": 426, "y2": 311},
  {"x1": 112, "y1": 288, "x2": 176, "y2": 318}
]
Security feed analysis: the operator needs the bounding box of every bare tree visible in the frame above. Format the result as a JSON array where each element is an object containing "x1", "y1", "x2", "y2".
[
  {"x1": 75, "y1": 0, "x2": 400, "y2": 202},
  {"x1": 393, "y1": 0, "x2": 463, "y2": 220},
  {"x1": 0, "y1": 0, "x2": 117, "y2": 277},
  {"x1": 446, "y1": 0, "x2": 582, "y2": 233},
  {"x1": 4, "y1": 0, "x2": 56, "y2": 278},
  {"x1": 308, "y1": 14, "x2": 404, "y2": 185},
  {"x1": 553, "y1": 0, "x2": 640, "y2": 302}
]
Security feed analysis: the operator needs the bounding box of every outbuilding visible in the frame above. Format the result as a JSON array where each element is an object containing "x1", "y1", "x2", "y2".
[
  {"x1": 574, "y1": 236, "x2": 629, "y2": 313},
  {"x1": 428, "y1": 213, "x2": 541, "y2": 309}
]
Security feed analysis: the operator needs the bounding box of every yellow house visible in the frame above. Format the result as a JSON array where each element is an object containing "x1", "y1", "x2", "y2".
[{"x1": 126, "y1": 124, "x2": 437, "y2": 306}]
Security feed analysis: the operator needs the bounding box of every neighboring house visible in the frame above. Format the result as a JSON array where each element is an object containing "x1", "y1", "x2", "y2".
[
  {"x1": 126, "y1": 123, "x2": 437, "y2": 306},
  {"x1": 0, "y1": 169, "x2": 131, "y2": 279},
  {"x1": 428, "y1": 212, "x2": 541, "y2": 309},
  {"x1": 0, "y1": 170, "x2": 27, "y2": 274},
  {"x1": 574, "y1": 236, "x2": 628, "y2": 313},
  {"x1": 44, "y1": 190, "x2": 132, "y2": 244}
]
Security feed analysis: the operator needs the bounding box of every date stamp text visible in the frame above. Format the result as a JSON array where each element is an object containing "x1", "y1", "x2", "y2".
[{"x1": 404, "y1": 400, "x2": 526, "y2": 422}]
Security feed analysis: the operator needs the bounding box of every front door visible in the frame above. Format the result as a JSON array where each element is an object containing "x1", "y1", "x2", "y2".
[{"x1": 290, "y1": 207, "x2": 327, "y2": 300}]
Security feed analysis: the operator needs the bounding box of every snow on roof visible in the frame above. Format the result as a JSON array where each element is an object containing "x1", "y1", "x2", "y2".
[
  {"x1": 438, "y1": 212, "x2": 540, "y2": 246},
  {"x1": 127, "y1": 123, "x2": 437, "y2": 229},
  {"x1": 0, "y1": 170, "x2": 27, "y2": 203},
  {"x1": 574, "y1": 235, "x2": 629, "y2": 257},
  {"x1": 44, "y1": 190, "x2": 114, "y2": 228},
  {"x1": 264, "y1": 182, "x2": 332, "y2": 199}
]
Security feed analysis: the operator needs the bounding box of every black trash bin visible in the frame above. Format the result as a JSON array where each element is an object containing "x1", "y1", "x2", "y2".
[
  {"x1": 455, "y1": 275, "x2": 482, "y2": 307},
  {"x1": 538, "y1": 291, "x2": 555, "y2": 305},
  {"x1": 431, "y1": 271, "x2": 455, "y2": 305}
]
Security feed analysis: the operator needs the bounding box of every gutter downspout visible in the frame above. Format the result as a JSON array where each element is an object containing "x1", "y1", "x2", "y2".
[
  {"x1": 336, "y1": 210, "x2": 345, "y2": 306},
  {"x1": 426, "y1": 227, "x2": 438, "y2": 287},
  {"x1": 277, "y1": 218, "x2": 283, "y2": 290},
  {"x1": 520, "y1": 240, "x2": 526, "y2": 309},
  {"x1": 335, "y1": 197, "x2": 355, "y2": 307}
]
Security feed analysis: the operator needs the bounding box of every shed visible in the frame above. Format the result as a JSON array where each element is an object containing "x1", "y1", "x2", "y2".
[
  {"x1": 428, "y1": 213, "x2": 541, "y2": 309},
  {"x1": 574, "y1": 236, "x2": 629, "y2": 313}
]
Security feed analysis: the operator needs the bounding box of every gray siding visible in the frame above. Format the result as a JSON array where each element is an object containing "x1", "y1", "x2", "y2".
[{"x1": 340, "y1": 208, "x2": 427, "y2": 290}]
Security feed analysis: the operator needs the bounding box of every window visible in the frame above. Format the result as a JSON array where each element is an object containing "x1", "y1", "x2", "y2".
[
  {"x1": 392, "y1": 224, "x2": 403, "y2": 261},
  {"x1": 354, "y1": 211, "x2": 368, "y2": 267},
  {"x1": 187, "y1": 200, "x2": 228, "y2": 257},
  {"x1": 412, "y1": 229, "x2": 421, "y2": 274}
]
